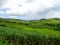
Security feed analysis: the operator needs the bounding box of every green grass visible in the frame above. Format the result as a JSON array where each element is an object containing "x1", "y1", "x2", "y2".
[{"x1": 0, "y1": 18, "x2": 60, "y2": 45}]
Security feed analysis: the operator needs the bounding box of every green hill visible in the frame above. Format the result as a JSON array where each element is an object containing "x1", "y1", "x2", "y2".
[{"x1": 0, "y1": 18, "x2": 60, "y2": 45}]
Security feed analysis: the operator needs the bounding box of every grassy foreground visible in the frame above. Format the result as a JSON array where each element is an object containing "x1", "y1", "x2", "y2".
[{"x1": 0, "y1": 18, "x2": 60, "y2": 45}]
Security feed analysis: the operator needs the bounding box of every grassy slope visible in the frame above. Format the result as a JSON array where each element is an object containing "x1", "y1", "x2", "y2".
[
  {"x1": 0, "y1": 18, "x2": 60, "y2": 45},
  {"x1": 0, "y1": 18, "x2": 60, "y2": 37}
]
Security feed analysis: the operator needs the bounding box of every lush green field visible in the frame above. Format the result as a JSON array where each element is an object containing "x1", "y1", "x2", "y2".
[{"x1": 0, "y1": 18, "x2": 60, "y2": 45}]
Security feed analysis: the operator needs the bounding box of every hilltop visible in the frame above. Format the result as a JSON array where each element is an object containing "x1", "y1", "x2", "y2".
[{"x1": 0, "y1": 18, "x2": 60, "y2": 31}]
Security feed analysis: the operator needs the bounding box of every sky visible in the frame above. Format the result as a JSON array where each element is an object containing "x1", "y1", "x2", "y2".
[{"x1": 0, "y1": 0, "x2": 60, "y2": 20}]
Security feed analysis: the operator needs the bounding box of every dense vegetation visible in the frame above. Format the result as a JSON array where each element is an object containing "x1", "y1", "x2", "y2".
[{"x1": 0, "y1": 18, "x2": 60, "y2": 45}]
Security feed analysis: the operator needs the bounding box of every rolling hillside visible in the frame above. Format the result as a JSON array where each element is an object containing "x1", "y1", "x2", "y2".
[{"x1": 0, "y1": 18, "x2": 60, "y2": 45}]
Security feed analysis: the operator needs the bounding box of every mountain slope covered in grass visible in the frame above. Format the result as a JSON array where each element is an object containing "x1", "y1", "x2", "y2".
[{"x1": 0, "y1": 18, "x2": 60, "y2": 45}]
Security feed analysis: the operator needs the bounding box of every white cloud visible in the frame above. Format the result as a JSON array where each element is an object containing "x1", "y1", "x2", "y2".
[
  {"x1": 0, "y1": 0, "x2": 54, "y2": 14},
  {"x1": 0, "y1": 11, "x2": 3, "y2": 14},
  {"x1": 0, "y1": 0, "x2": 60, "y2": 20},
  {"x1": 46, "y1": 11, "x2": 60, "y2": 19}
]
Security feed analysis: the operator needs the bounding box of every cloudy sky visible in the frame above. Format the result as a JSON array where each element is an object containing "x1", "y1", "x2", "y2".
[{"x1": 0, "y1": 0, "x2": 60, "y2": 20}]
